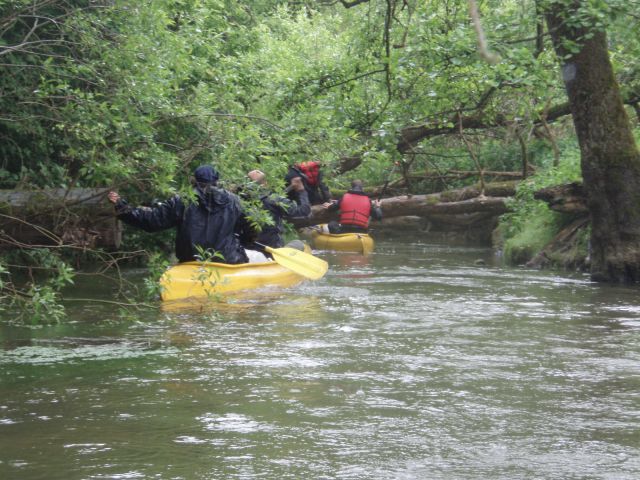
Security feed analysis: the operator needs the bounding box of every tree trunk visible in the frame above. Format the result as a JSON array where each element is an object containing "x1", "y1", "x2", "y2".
[{"x1": 545, "y1": 2, "x2": 640, "y2": 283}]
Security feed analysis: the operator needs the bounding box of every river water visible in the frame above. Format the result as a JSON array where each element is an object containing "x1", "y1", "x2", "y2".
[{"x1": 1, "y1": 235, "x2": 639, "y2": 479}]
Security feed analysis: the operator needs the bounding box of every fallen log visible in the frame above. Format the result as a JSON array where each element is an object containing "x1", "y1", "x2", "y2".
[
  {"x1": 370, "y1": 212, "x2": 501, "y2": 244},
  {"x1": 0, "y1": 188, "x2": 121, "y2": 249},
  {"x1": 375, "y1": 216, "x2": 425, "y2": 230},
  {"x1": 533, "y1": 182, "x2": 587, "y2": 214},
  {"x1": 419, "y1": 211, "x2": 501, "y2": 228},
  {"x1": 405, "y1": 169, "x2": 532, "y2": 181},
  {"x1": 370, "y1": 179, "x2": 517, "y2": 199},
  {"x1": 292, "y1": 182, "x2": 515, "y2": 228}
]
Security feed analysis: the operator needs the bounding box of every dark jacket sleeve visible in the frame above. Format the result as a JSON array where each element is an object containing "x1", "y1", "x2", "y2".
[
  {"x1": 115, "y1": 196, "x2": 183, "y2": 232},
  {"x1": 282, "y1": 190, "x2": 311, "y2": 218},
  {"x1": 235, "y1": 212, "x2": 258, "y2": 246}
]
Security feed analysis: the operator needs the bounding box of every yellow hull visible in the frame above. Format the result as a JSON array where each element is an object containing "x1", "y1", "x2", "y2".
[
  {"x1": 310, "y1": 227, "x2": 375, "y2": 254},
  {"x1": 159, "y1": 261, "x2": 306, "y2": 301}
]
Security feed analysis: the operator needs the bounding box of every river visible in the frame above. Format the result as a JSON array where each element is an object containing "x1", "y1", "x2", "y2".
[{"x1": 1, "y1": 235, "x2": 639, "y2": 479}]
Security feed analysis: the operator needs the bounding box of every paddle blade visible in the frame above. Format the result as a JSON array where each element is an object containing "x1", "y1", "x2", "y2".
[{"x1": 265, "y1": 246, "x2": 328, "y2": 280}]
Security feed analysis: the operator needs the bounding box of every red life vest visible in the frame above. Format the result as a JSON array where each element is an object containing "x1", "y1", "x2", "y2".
[
  {"x1": 297, "y1": 161, "x2": 321, "y2": 187},
  {"x1": 339, "y1": 192, "x2": 371, "y2": 228}
]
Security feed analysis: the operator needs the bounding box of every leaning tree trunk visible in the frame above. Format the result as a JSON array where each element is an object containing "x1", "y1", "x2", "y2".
[{"x1": 545, "y1": 1, "x2": 640, "y2": 283}]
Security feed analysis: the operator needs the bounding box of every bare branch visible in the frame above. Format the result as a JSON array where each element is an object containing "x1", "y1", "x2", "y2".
[
  {"x1": 152, "y1": 112, "x2": 283, "y2": 130},
  {"x1": 318, "y1": 68, "x2": 387, "y2": 91},
  {"x1": 383, "y1": 0, "x2": 393, "y2": 100},
  {"x1": 339, "y1": 0, "x2": 371, "y2": 7},
  {"x1": 468, "y1": 0, "x2": 500, "y2": 64},
  {"x1": 458, "y1": 111, "x2": 486, "y2": 195}
]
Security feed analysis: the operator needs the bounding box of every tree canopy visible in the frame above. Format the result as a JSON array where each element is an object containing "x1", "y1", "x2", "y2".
[{"x1": 4, "y1": 0, "x2": 637, "y2": 196}]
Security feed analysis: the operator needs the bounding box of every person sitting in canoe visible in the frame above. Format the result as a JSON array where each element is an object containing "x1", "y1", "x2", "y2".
[
  {"x1": 108, "y1": 165, "x2": 269, "y2": 264},
  {"x1": 245, "y1": 170, "x2": 311, "y2": 248},
  {"x1": 284, "y1": 160, "x2": 331, "y2": 205},
  {"x1": 321, "y1": 179, "x2": 382, "y2": 234}
]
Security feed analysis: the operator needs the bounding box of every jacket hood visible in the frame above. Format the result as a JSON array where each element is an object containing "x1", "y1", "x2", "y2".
[{"x1": 195, "y1": 185, "x2": 232, "y2": 212}]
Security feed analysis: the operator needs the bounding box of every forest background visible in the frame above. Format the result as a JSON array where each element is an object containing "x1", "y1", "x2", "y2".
[{"x1": 1, "y1": 0, "x2": 639, "y2": 321}]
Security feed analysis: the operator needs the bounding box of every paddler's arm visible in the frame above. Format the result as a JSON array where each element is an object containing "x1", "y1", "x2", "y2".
[
  {"x1": 283, "y1": 177, "x2": 311, "y2": 218},
  {"x1": 234, "y1": 208, "x2": 259, "y2": 246},
  {"x1": 322, "y1": 198, "x2": 339, "y2": 212},
  {"x1": 108, "y1": 191, "x2": 182, "y2": 232}
]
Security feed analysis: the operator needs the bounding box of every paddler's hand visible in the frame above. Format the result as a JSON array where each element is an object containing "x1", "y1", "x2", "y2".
[
  {"x1": 322, "y1": 200, "x2": 335, "y2": 209},
  {"x1": 373, "y1": 199, "x2": 382, "y2": 208},
  {"x1": 290, "y1": 177, "x2": 305, "y2": 192},
  {"x1": 107, "y1": 191, "x2": 121, "y2": 204}
]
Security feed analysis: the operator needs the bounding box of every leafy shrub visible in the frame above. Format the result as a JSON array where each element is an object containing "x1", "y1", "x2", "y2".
[{"x1": 498, "y1": 142, "x2": 583, "y2": 264}]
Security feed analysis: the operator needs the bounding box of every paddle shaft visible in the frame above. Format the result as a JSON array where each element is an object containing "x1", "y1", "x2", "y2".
[{"x1": 254, "y1": 241, "x2": 305, "y2": 258}]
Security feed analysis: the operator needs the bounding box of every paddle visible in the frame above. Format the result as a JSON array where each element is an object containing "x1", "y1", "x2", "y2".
[{"x1": 255, "y1": 242, "x2": 328, "y2": 280}]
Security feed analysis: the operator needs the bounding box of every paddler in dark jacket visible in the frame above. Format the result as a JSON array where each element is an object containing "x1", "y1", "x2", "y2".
[
  {"x1": 245, "y1": 169, "x2": 310, "y2": 248},
  {"x1": 108, "y1": 165, "x2": 257, "y2": 264},
  {"x1": 322, "y1": 179, "x2": 382, "y2": 234}
]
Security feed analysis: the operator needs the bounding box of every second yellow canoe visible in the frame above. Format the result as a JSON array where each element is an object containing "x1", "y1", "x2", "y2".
[{"x1": 310, "y1": 227, "x2": 374, "y2": 254}]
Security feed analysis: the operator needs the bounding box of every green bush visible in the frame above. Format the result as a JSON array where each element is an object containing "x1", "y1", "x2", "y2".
[{"x1": 499, "y1": 142, "x2": 583, "y2": 265}]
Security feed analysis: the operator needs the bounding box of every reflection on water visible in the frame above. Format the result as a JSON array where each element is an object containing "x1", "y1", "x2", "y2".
[
  {"x1": 1, "y1": 236, "x2": 639, "y2": 479},
  {"x1": 161, "y1": 288, "x2": 323, "y2": 316}
]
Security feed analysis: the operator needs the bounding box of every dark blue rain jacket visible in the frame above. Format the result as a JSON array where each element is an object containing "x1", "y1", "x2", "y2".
[{"x1": 115, "y1": 186, "x2": 254, "y2": 264}]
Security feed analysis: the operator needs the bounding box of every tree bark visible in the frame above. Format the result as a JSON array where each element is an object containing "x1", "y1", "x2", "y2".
[{"x1": 545, "y1": 2, "x2": 640, "y2": 283}]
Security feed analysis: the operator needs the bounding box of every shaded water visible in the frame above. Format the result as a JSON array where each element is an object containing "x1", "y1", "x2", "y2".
[{"x1": 1, "y1": 236, "x2": 639, "y2": 479}]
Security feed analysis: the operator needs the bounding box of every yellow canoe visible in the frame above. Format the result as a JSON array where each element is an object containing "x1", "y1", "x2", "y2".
[
  {"x1": 159, "y1": 260, "x2": 307, "y2": 301},
  {"x1": 310, "y1": 226, "x2": 375, "y2": 254}
]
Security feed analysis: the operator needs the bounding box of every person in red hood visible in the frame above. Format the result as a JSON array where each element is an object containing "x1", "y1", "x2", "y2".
[
  {"x1": 322, "y1": 179, "x2": 382, "y2": 233},
  {"x1": 284, "y1": 160, "x2": 331, "y2": 205}
]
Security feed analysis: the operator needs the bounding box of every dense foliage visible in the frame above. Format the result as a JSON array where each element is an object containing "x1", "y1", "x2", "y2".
[{"x1": 1, "y1": 0, "x2": 639, "y2": 320}]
